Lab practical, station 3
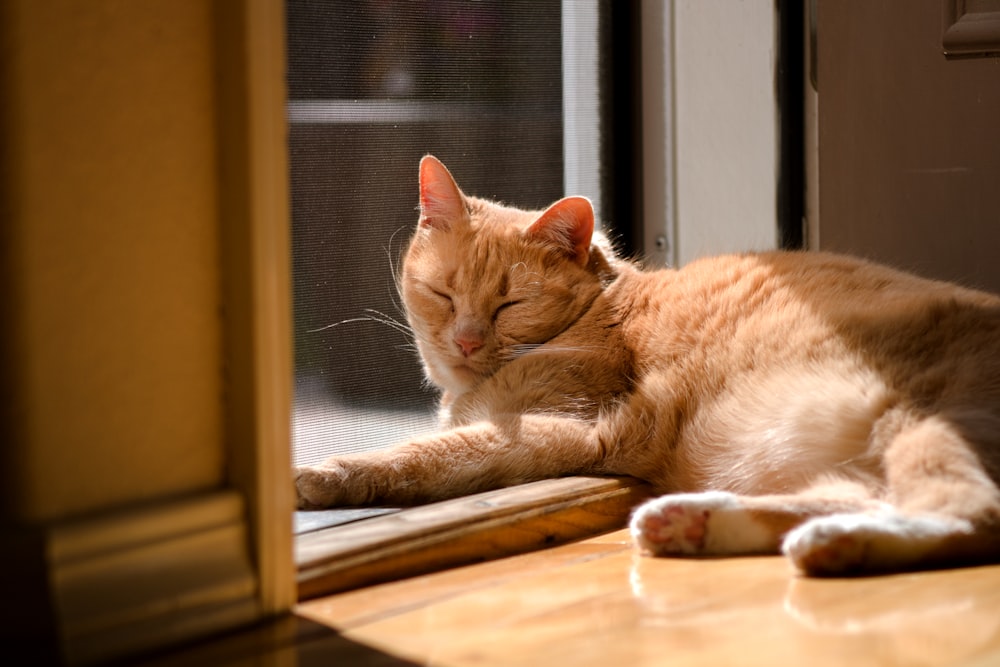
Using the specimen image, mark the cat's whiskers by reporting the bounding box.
[507,262,543,285]
[307,308,430,350]
[385,225,411,320]
[359,308,415,337]
[504,343,606,360]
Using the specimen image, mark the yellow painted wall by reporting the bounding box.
[1,1,226,523]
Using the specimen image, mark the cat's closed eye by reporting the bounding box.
[494,300,521,319]
[429,288,454,311]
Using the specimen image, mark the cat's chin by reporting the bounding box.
[450,363,485,384]
[435,363,489,395]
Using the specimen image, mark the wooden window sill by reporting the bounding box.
[295,476,652,600]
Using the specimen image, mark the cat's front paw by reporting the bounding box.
[630,491,778,556]
[294,464,349,510]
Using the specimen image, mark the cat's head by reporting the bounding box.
[401,155,618,397]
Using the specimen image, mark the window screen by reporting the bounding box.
[288,1,574,465]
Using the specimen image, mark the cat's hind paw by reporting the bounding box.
[782,512,970,576]
[630,493,712,555]
[631,491,777,557]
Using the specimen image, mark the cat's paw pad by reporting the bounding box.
[631,491,745,556]
[294,464,348,510]
[631,499,709,555]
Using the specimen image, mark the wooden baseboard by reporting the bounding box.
[43,491,261,665]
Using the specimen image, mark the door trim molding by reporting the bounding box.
[943,0,1000,57]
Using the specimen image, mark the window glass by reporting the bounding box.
[288,1,566,465]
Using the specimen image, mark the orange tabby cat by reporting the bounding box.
[295,155,1000,575]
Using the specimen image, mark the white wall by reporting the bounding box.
[562,0,603,221]
[670,0,779,265]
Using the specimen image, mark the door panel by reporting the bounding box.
[817,0,1000,293]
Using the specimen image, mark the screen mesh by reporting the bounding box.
[288,0,565,465]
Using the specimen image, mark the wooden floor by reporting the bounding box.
[146,527,1000,666]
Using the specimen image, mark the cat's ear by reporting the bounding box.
[418,155,468,230]
[525,196,595,266]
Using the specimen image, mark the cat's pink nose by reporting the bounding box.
[455,335,484,357]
